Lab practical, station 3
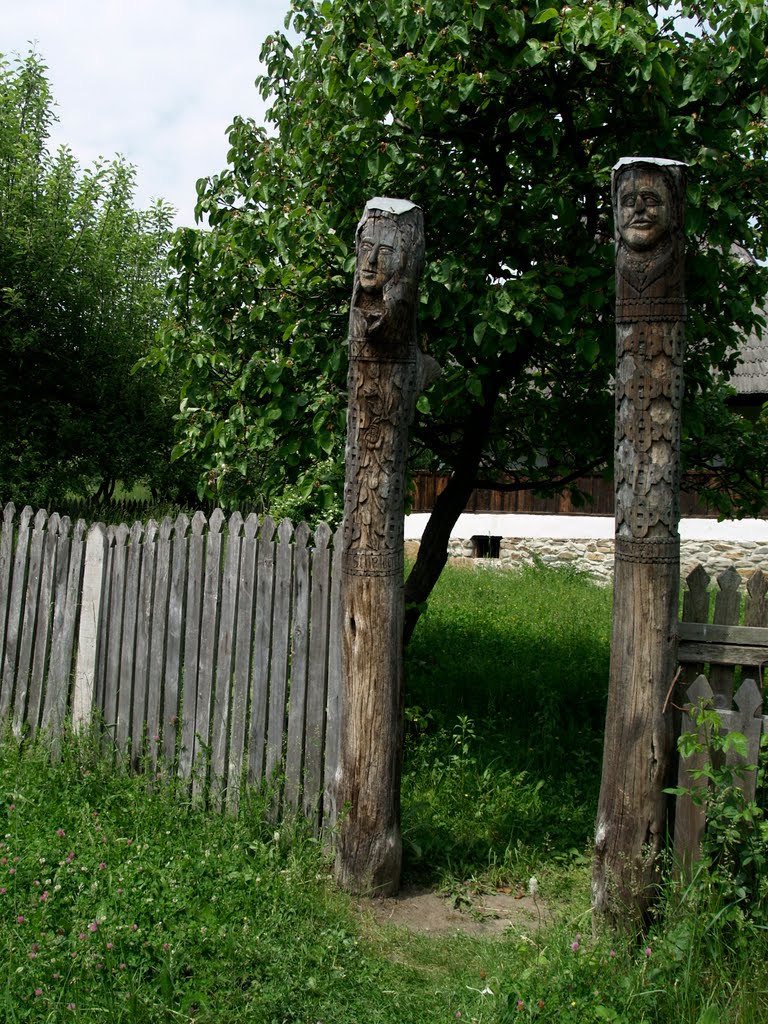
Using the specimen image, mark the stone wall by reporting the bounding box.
[414,536,768,584]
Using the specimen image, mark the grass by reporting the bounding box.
[402,560,612,886]
[2,561,768,1022]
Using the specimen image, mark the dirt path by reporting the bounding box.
[355,884,550,938]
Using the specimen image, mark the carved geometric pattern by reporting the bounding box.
[615,537,680,564]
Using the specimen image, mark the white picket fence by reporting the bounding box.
[0,504,342,830]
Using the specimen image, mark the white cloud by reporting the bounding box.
[4,0,293,226]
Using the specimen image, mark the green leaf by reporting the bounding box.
[533,8,559,24]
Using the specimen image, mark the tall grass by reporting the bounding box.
[402,561,612,884]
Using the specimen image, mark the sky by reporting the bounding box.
[4,0,294,228]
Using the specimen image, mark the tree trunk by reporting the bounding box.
[593,158,687,930]
[403,378,502,645]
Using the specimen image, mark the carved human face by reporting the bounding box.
[357,220,401,293]
[617,169,673,252]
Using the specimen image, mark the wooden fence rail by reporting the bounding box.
[0,503,342,831]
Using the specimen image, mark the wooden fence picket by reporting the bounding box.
[248,515,275,788]
[304,521,332,827]
[323,526,344,831]
[285,522,311,812]
[266,519,294,806]
[0,506,34,720]
[745,569,768,628]
[13,509,48,734]
[116,521,143,755]
[131,519,157,767]
[163,513,189,765]
[0,504,341,835]
[191,508,225,803]
[179,511,206,784]
[146,517,173,771]
[709,567,743,707]
[0,503,16,673]
[227,512,259,815]
[44,517,76,731]
[72,523,107,731]
[25,513,61,734]
[210,510,243,811]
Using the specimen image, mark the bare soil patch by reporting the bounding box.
[355,884,551,938]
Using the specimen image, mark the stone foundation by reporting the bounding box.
[420,536,768,584]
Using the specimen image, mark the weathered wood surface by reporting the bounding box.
[594,158,687,929]
[679,564,768,674]
[674,674,767,874]
[0,503,343,833]
[335,197,429,896]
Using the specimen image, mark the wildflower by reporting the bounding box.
[67,1003,76,1011]
[644,946,652,957]
[516,999,525,1011]
[119,962,126,970]
[106,942,114,950]
[537,1000,545,1009]
[0,887,6,895]
[8,804,14,811]
[571,940,580,952]
[89,921,98,933]
[98,862,107,871]
[130,923,138,932]
[528,876,538,898]
[609,949,616,958]
[16,915,26,924]
[56,828,66,838]
[78,933,86,941]
[35,988,42,996]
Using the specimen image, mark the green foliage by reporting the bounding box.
[0,53,182,508]
[153,0,768,521]
[669,703,768,919]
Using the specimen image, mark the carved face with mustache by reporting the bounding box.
[617,168,673,252]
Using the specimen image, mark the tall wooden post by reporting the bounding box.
[593,158,687,929]
[334,198,435,895]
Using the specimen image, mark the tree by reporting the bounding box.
[152,0,768,637]
[0,53,179,508]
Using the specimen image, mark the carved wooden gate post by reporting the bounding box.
[593,158,687,928]
[334,198,433,895]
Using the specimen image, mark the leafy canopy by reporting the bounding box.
[153,0,768,522]
[0,53,179,507]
